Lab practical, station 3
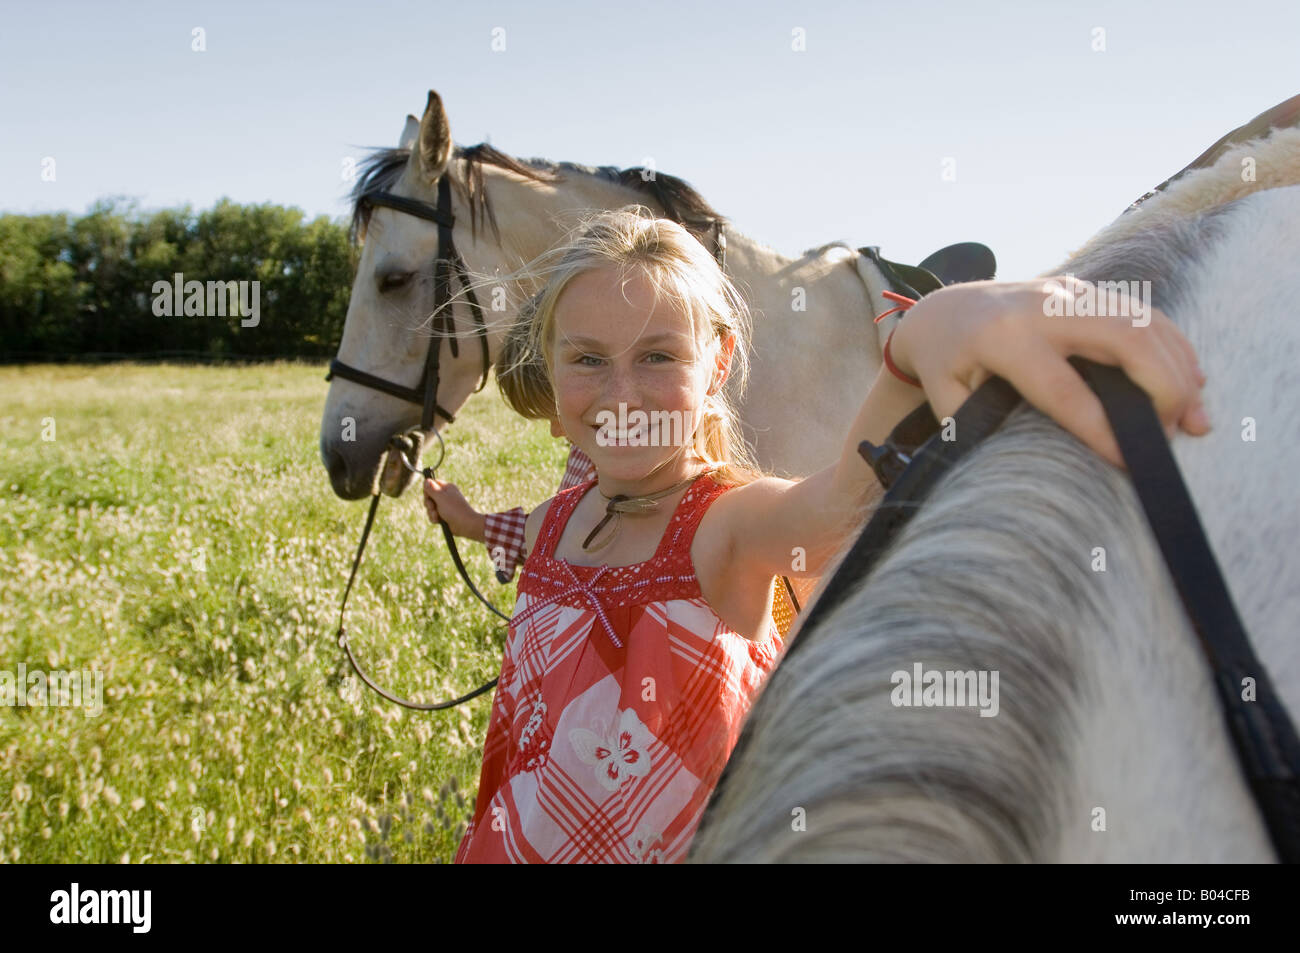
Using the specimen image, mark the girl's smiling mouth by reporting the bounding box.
[592,421,649,445]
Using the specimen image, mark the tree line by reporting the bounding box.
[0,198,357,360]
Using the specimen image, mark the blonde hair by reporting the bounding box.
[496,207,763,488]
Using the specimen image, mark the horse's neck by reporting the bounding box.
[718,231,890,476]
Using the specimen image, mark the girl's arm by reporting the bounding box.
[719,277,1209,581]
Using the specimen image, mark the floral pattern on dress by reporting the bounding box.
[569,707,654,791]
[630,823,667,864]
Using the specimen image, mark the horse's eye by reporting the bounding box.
[378,271,415,294]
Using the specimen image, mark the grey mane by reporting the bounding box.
[690,204,1252,862]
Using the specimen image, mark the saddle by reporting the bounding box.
[859,241,997,300]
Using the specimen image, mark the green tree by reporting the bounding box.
[0,198,355,361]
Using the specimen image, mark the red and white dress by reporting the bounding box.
[455,468,784,863]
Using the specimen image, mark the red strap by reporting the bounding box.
[874,290,917,324]
[876,291,922,387]
[883,328,922,388]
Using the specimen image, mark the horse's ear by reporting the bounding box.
[399,114,419,150]
[416,90,452,181]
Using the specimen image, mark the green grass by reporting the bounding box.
[0,361,565,863]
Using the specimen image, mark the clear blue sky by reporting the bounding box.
[3,0,1297,279]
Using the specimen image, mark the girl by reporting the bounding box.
[423,339,808,629]
[446,207,1207,863]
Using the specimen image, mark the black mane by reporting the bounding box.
[348,143,724,248]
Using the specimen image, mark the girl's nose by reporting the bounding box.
[602,363,642,407]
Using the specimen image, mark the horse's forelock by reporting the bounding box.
[348,147,411,245]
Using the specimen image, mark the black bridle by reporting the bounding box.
[327,177,505,710]
[327,178,491,432]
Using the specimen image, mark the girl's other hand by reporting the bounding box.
[424,478,487,542]
[889,277,1210,468]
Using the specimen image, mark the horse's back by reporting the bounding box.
[691,184,1300,863]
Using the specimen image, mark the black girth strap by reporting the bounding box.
[705,358,1300,863]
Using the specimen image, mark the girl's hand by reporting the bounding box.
[423,478,487,542]
[889,277,1210,467]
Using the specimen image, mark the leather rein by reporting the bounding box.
[327,177,506,710]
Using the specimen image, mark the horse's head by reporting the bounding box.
[322,90,736,499]
[320,91,557,500]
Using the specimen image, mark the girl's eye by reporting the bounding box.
[574,353,671,367]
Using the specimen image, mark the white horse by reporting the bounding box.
[320,90,929,501]
[689,134,1300,862]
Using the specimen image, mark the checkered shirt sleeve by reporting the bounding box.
[559,445,597,491]
[482,444,598,583]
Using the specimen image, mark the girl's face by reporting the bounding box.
[550,265,730,487]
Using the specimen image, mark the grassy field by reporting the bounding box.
[0,361,566,863]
